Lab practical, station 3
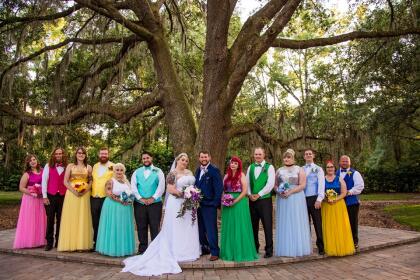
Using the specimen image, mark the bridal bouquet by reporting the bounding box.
[28,183,42,197]
[326,189,338,202]
[74,182,87,193]
[177,185,202,225]
[120,189,136,203]
[277,182,290,194]
[221,193,235,207]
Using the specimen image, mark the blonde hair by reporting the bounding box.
[113,163,130,185]
[283,148,296,160]
[176,153,189,163]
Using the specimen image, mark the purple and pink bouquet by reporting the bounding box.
[28,183,42,197]
[221,193,235,207]
[177,185,202,225]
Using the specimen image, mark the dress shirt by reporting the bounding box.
[130,164,165,200]
[41,163,65,198]
[246,160,275,197]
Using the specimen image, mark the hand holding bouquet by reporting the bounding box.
[277,182,290,196]
[326,189,338,203]
[73,182,87,194]
[120,189,136,204]
[221,193,235,207]
[177,185,202,225]
[28,183,42,198]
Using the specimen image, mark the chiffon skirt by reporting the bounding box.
[275,190,312,257]
[220,193,259,262]
[321,199,355,256]
[95,197,136,257]
[13,194,47,249]
[57,188,93,251]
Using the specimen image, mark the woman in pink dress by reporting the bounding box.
[13,154,47,249]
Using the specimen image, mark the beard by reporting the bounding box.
[99,157,109,164]
[143,162,152,167]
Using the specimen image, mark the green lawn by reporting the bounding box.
[360,193,418,201]
[384,204,420,231]
[0,191,22,205]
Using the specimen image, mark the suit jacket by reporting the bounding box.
[195,164,223,208]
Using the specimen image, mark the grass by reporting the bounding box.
[384,204,420,231]
[360,193,418,201]
[0,191,22,205]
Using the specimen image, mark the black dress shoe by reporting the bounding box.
[44,244,53,251]
[263,252,273,258]
[318,250,325,256]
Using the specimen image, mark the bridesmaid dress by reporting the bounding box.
[220,180,259,262]
[57,165,93,251]
[95,178,136,257]
[321,176,355,256]
[13,170,47,249]
[275,165,312,257]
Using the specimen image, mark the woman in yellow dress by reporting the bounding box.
[57,147,93,251]
[321,160,355,256]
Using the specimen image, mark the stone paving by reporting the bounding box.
[0,226,419,269]
[0,241,419,279]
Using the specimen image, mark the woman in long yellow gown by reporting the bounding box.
[57,147,93,251]
[321,161,355,256]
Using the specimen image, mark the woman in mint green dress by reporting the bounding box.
[220,156,259,262]
[96,163,136,257]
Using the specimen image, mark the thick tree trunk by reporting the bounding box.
[148,35,197,156]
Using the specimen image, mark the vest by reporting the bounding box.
[249,162,271,200]
[47,165,66,196]
[304,165,319,197]
[338,168,359,206]
[135,167,161,204]
[91,162,114,198]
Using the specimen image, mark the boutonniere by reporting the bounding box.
[347,171,353,175]
[311,167,318,174]
[108,165,113,171]
[151,167,158,173]
[203,168,208,174]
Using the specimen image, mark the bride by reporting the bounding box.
[122,153,201,276]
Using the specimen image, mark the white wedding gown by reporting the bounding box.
[122,175,200,276]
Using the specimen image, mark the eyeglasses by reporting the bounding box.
[77,152,85,155]
[326,166,334,168]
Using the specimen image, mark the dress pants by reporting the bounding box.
[346,203,360,245]
[90,197,105,246]
[45,193,64,247]
[198,205,219,256]
[306,195,324,252]
[134,201,163,253]
[249,197,273,254]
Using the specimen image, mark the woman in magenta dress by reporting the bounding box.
[13,154,47,249]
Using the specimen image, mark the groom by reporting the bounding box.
[195,151,223,261]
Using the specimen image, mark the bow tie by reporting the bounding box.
[341,169,348,172]
[305,164,312,168]
[144,166,152,170]
[255,163,262,167]
[56,163,63,167]
[200,166,207,170]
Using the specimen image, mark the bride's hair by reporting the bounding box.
[175,153,188,164]
[113,163,130,185]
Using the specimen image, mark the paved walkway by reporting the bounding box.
[0,226,419,269]
[1,242,419,279]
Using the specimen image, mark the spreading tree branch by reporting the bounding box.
[272,28,420,49]
[0,91,163,125]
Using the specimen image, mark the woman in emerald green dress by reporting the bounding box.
[220,156,259,262]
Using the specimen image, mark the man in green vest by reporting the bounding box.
[246,147,275,258]
[130,151,165,254]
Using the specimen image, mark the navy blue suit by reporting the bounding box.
[195,164,223,256]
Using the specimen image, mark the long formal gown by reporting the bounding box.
[275,166,312,257]
[96,178,136,257]
[122,174,200,276]
[57,165,93,251]
[322,176,355,256]
[13,170,47,249]
[220,180,259,262]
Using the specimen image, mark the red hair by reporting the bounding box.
[326,160,334,165]
[224,156,243,187]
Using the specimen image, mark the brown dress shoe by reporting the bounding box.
[209,255,219,261]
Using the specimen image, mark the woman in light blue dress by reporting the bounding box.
[96,163,136,257]
[275,149,312,257]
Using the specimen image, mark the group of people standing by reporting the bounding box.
[13,146,364,277]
